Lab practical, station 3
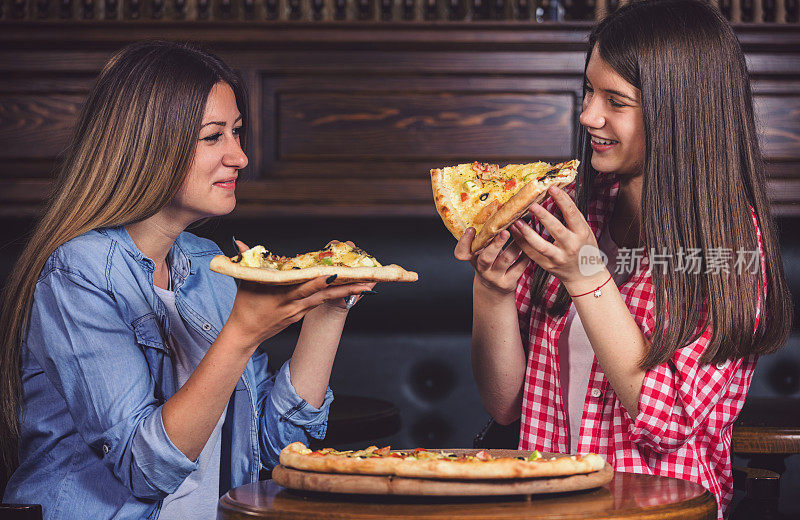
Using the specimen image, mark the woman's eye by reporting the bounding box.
[233,126,244,137]
[201,132,222,142]
[609,98,626,108]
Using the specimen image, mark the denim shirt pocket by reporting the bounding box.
[132,313,167,351]
[132,313,172,401]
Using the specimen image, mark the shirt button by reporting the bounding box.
[202,323,212,331]
[590,388,602,398]
[102,444,110,454]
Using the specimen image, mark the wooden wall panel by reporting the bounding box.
[266,84,576,181]
[0,24,797,216]
[0,94,84,163]
[754,94,800,161]
[277,91,574,162]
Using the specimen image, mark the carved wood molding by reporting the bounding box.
[1,24,799,217]
[1,0,798,23]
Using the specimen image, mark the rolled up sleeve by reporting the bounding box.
[628,220,766,454]
[257,357,333,469]
[626,330,743,454]
[127,406,198,496]
[26,268,196,500]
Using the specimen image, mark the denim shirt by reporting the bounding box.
[3,226,333,520]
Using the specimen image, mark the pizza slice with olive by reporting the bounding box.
[210,240,418,285]
[431,160,578,253]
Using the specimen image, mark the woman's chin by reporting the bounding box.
[194,200,236,220]
[214,202,236,217]
[212,195,237,216]
[591,155,615,174]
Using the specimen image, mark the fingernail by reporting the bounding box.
[360,290,377,295]
[326,274,337,284]
[232,236,238,252]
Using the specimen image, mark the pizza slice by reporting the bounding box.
[210,240,418,285]
[431,159,578,253]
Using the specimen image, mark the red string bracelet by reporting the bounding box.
[570,273,614,299]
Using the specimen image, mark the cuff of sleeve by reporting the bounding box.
[627,372,672,452]
[270,359,334,440]
[131,405,199,494]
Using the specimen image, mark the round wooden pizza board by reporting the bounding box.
[272,449,614,497]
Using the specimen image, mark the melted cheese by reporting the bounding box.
[235,241,383,270]
[440,161,577,232]
[239,246,267,268]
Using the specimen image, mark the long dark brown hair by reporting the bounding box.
[0,40,247,475]
[529,0,792,368]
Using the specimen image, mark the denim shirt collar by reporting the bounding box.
[98,225,193,288]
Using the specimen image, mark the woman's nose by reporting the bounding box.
[579,97,605,130]
[224,139,248,170]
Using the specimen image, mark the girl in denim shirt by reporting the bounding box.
[0,41,373,519]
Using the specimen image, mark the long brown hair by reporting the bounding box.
[529,0,792,368]
[0,40,247,474]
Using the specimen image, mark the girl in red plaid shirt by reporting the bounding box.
[455,1,792,517]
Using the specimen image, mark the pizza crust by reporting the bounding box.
[471,173,576,253]
[210,255,418,285]
[279,442,606,480]
[431,167,468,239]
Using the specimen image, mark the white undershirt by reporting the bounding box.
[557,227,629,453]
[154,283,227,520]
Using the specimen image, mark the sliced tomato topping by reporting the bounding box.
[319,251,334,258]
[389,452,405,458]
[310,451,326,457]
[460,192,468,202]
[413,447,428,453]
[374,446,391,456]
[504,179,517,191]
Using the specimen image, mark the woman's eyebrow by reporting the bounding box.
[201,114,243,128]
[605,88,638,103]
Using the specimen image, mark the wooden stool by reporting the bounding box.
[732,397,800,476]
[730,397,800,519]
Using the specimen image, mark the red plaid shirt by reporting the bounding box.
[515,174,763,519]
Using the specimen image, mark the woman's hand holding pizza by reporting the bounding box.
[318,240,377,311]
[454,228,529,296]
[508,185,608,293]
[226,240,372,351]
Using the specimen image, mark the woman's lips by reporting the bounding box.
[590,136,618,153]
[213,179,236,190]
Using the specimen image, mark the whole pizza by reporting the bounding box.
[431,159,578,253]
[279,442,606,480]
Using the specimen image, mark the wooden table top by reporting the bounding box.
[218,471,717,519]
[731,397,800,455]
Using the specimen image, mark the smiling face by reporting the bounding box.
[579,47,646,178]
[168,81,247,223]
